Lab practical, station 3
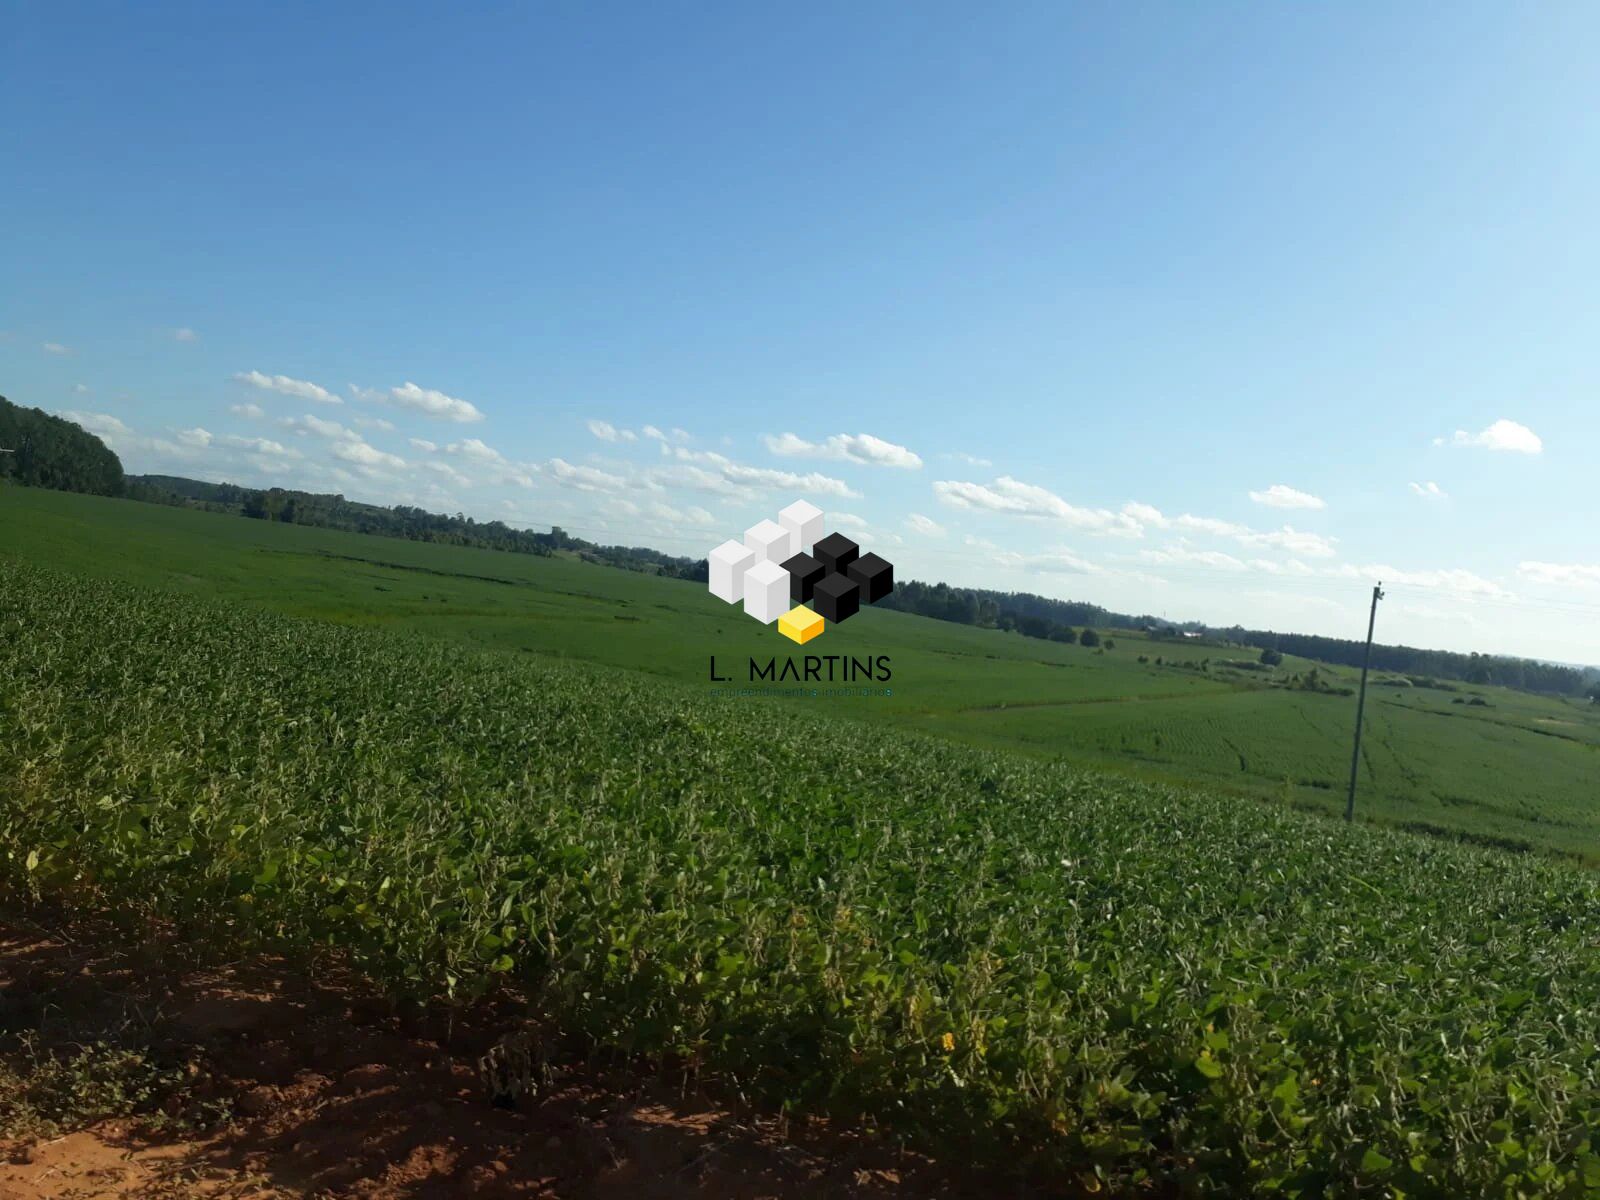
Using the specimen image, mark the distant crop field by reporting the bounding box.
[3,486,1599,859]
[5,559,1600,1195]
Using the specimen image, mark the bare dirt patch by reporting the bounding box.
[0,917,1033,1200]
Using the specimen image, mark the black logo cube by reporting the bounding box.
[813,532,858,577]
[781,552,826,603]
[846,552,893,604]
[811,571,860,623]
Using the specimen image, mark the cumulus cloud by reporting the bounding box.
[383,381,484,423]
[72,383,91,395]
[1518,561,1600,589]
[217,434,297,457]
[1435,419,1542,454]
[905,513,946,537]
[353,415,395,432]
[408,438,438,453]
[764,432,923,469]
[943,451,992,467]
[1138,546,1251,571]
[640,425,691,444]
[1330,563,1511,599]
[1409,480,1447,499]
[235,370,341,405]
[171,327,199,343]
[445,437,508,464]
[658,445,860,499]
[176,427,213,448]
[330,440,406,470]
[42,342,70,355]
[995,549,1101,575]
[57,411,129,437]
[1249,484,1326,510]
[279,413,357,440]
[1240,526,1338,559]
[587,420,638,443]
[229,402,265,420]
[544,458,628,493]
[932,476,1142,536]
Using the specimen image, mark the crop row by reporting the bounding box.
[2,561,1599,1196]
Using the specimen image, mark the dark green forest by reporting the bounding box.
[0,397,124,495]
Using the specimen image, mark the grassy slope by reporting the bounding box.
[4,485,1598,857]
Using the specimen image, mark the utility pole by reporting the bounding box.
[1345,582,1385,822]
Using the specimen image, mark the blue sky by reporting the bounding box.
[4,2,1598,662]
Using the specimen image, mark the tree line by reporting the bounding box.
[1218,626,1588,697]
[0,397,124,495]
[129,474,707,579]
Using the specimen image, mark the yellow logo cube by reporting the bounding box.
[777,605,825,644]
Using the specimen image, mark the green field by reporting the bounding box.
[5,486,1598,859]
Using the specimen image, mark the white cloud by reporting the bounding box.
[1518,561,1600,589]
[217,434,296,457]
[176,427,214,448]
[765,431,923,470]
[330,440,406,470]
[72,383,91,395]
[943,451,993,468]
[42,342,70,355]
[1249,484,1326,511]
[445,437,507,464]
[408,438,438,453]
[57,411,129,437]
[1121,501,1167,527]
[932,476,1142,536]
[1435,419,1542,455]
[171,327,199,343]
[1241,526,1338,559]
[641,500,717,526]
[353,415,395,432]
[280,413,357,440]
[384,381,484,423]
[419,460,473,487]
[638,425,692,444]
[905,513,946,537]
[587,419,638,443]
[1139,546,1251,571]
[544,457,627,493]
[235,370,341,406]
[1409,480,1447,499]
[229,402,265,420]
[831,512,871,531]
[658,445,860,499]
[1130,505,1337,558]
[995,549,1101,575]
[1329,563,1510,599]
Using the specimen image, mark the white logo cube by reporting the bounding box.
[779,499,823,555]
[708,538,756,603]
[744,518,793,564]
[742,558,790,624]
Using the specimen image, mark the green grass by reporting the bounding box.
[6,558,1600,1196]
[3,485,1599,858]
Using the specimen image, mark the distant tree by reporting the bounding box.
[1260,648,1284,667]
[1102,638,1115,650]
[1587,683,1600,705]
[1079,628,1101,648]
